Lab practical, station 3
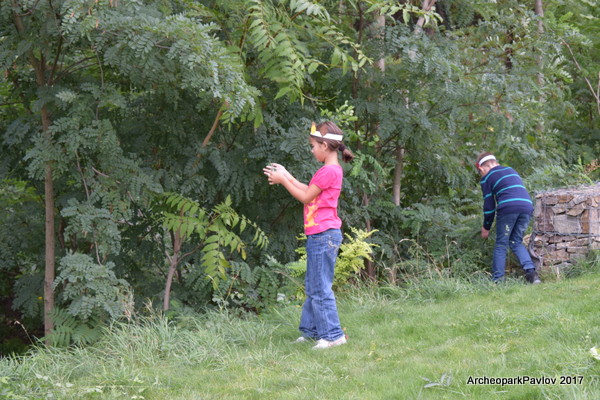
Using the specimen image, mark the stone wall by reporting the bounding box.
[532,183,600,269]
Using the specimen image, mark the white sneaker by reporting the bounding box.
[312,335,347,349]
[293,336,313,343]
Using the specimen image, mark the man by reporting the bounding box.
[476,152,541,284]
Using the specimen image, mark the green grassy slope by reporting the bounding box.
[2,273,600,399]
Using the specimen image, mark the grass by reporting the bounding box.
[2,271,600,399]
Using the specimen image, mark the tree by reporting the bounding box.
[1,0,258,339]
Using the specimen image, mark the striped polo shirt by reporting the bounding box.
[480,165,533,230]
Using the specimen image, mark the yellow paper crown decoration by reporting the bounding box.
[309,122,343,141]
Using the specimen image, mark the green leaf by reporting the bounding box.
[275,86,292,100]
[307,62,319,74]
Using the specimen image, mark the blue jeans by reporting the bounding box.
[299,229,345,341]
[492,213,535,281]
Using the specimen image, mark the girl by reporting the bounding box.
[264,121,354,349]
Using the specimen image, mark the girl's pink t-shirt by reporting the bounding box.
[304,164,343,235]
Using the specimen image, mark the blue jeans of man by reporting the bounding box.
[299,229,345,341]
[492,213,535,281]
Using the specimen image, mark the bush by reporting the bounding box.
[279,227,379,292]
[212,258,296,313]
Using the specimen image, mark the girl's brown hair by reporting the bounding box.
[313,121,355,163]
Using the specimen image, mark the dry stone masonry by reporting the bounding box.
[532,183,600,270]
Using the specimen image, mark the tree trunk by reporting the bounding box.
[359,7,386,281]
[373,11,385,73]
[34,62,56,341]
[16,0,57,339]
[351,4,376,281]
[392,146,405,206]
[534,0,545,134]
[362,194,376,280]
[351,2,364,102]
[397,0,439,206]
[42,115,55,339]
[163,228,182,311]
[415,0,437,34]
[534,0,544,86]
[534,0,544,33]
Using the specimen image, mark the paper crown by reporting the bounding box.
[309,122,343,141]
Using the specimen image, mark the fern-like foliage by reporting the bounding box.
[53,253,132,321]
[43,307,105,347]
[336,227,379,288]
[365,0,443,25]
[283,228,378,290]
[241,0,372,102]
[12,274,43,320]
[158,192,269,288]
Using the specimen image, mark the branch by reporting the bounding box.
[563,40,600,116]
[75,151,91,200]
[93,46,105,119]
[48,36,64,85]
[12,0,41,17]
[75,151,104,264]
[180,243,203,261]
[91,166,110,178]
[202,102,228,147]
[90,166,139,210]
[0,101,25,107]
[238,16,249,56]
[53,57,97,82]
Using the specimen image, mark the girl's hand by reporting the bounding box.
[268,170,285,185]
[269,163,292,180]
[263,163,285,185]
